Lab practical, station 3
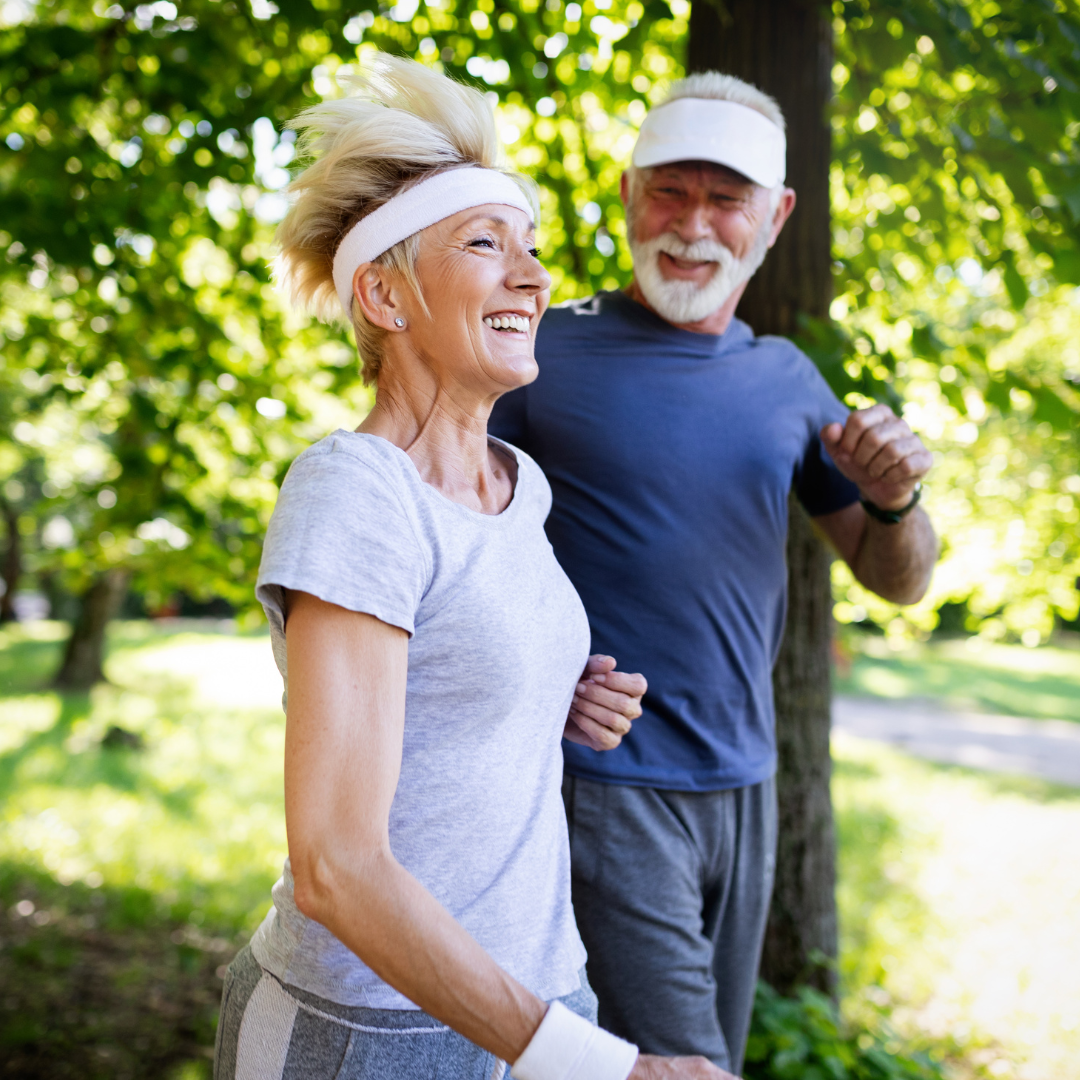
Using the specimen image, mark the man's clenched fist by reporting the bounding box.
[821,404,932,511]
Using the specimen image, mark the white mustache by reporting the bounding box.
[651,235,733,264]
[629,220,772,324]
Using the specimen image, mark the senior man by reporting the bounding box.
[490,72,937,1075]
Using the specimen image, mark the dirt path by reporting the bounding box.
[832,696,1080,787]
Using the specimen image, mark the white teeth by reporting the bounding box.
[484,315,530,332]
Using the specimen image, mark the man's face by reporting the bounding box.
[623,160,789,325]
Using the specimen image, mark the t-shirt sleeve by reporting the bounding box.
[793,360,860,517]
[488,386,530,453]
[256,448,429,638]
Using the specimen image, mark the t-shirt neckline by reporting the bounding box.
[601,289,754,357]
[333,429,525,524]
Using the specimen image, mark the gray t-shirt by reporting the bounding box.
[250,430,591,1009]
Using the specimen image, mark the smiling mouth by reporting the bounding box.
[483,314,531,333]
[659,253,717,272]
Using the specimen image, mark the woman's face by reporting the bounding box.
[396,203,551,396]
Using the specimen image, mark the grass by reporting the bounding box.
[833,735,1080,1080]
[834,632,1080,722]
[1,621,1078,1078]
[0,619,286,1079]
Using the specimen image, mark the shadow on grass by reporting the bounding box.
[0,633,66,697]
[0,628,230,817]
[0,861,240,1080]
[0,687,210,821]
[0,692,93,796]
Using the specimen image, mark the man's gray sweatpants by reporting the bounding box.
[563,774,777,1075]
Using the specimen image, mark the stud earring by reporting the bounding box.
[394,317,405,327]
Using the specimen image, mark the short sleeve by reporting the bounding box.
[792,359,860,517]
[488,386,530,453]
[256,446,430,638]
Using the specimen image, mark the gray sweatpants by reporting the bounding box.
[563,775,777,1075]
[215,945,598,1080]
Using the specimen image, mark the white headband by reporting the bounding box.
[632,98,786,188]
[332,167,535,317]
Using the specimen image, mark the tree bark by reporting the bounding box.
[53,570,130,689]
[761,496,838,996]
[0,499,19,624]
[687,0,838,996]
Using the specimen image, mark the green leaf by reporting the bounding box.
[1001,250,1029,310]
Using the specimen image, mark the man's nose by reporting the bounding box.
[670,200,714,244]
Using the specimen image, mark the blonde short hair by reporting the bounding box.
[275,54,536,384]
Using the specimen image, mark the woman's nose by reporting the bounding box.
[506,246,551,293]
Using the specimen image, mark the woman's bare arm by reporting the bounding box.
[283,590,545,1063]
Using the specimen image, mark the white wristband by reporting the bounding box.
[511,1001,639,1080]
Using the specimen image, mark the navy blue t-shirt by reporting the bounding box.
[489,291,858,792]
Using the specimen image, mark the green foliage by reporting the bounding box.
[0,0,1077,636]
[0,0,684,613]
[745,982,947,1080]
[829,0,1080,640]
[0,620,280,1073]
[0,0,373,610]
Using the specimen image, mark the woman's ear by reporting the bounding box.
[353,264,407,331]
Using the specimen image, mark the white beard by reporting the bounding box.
[628,220,773,325]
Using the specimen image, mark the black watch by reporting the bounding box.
[859,483,922,524]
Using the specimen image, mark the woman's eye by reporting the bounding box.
[530,247,542,259]
[468,237,496,249]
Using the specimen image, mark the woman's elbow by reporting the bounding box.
[290,841,391,925]
[291,851,337,923]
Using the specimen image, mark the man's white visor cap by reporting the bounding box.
[631,97,786,189]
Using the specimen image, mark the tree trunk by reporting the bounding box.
[53,570,130,690]
[687,0,838,996]
[760,496,838,996]
[0,499,19,624]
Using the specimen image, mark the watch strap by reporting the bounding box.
[859,483,921,524]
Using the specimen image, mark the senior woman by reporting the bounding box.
[214,56,729,1080]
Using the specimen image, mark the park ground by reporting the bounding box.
[0,621,1078,1079]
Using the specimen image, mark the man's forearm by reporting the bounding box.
[849,505,937,605]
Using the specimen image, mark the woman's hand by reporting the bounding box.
[630,1054,738,1079]
[563,654,646,752]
